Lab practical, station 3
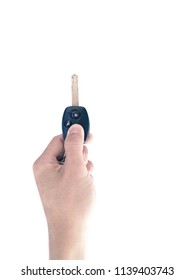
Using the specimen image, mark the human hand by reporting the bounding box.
[33,124,95,260]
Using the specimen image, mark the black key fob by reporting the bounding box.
[62,106,90,142]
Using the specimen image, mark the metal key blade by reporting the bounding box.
[72,74,79,106]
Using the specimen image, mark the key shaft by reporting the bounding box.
[72,74,79,106]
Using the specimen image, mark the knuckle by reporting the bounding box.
[66,133,83,145]
[32,158,43,175]
[32,159,39,173]
[52,135,59,142]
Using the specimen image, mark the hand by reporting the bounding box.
[33,124,95,260]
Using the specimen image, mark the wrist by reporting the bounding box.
[48,225,87,260]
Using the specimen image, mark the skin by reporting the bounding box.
[33,124,95,260]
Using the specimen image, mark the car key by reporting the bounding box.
[62,74,90,142]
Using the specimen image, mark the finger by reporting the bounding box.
[83,145,88,164]
[39,135,64,164]
[86,160,94,173]
[64,124,84,164]
[85,133,93,144]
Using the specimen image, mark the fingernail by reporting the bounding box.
[67,124,81,135]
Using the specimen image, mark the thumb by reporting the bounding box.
[64,124,84,164]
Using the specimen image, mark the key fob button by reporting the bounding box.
[71,110,80,119]
[64,120,72,127]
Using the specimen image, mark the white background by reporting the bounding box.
[0,0,195,279]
